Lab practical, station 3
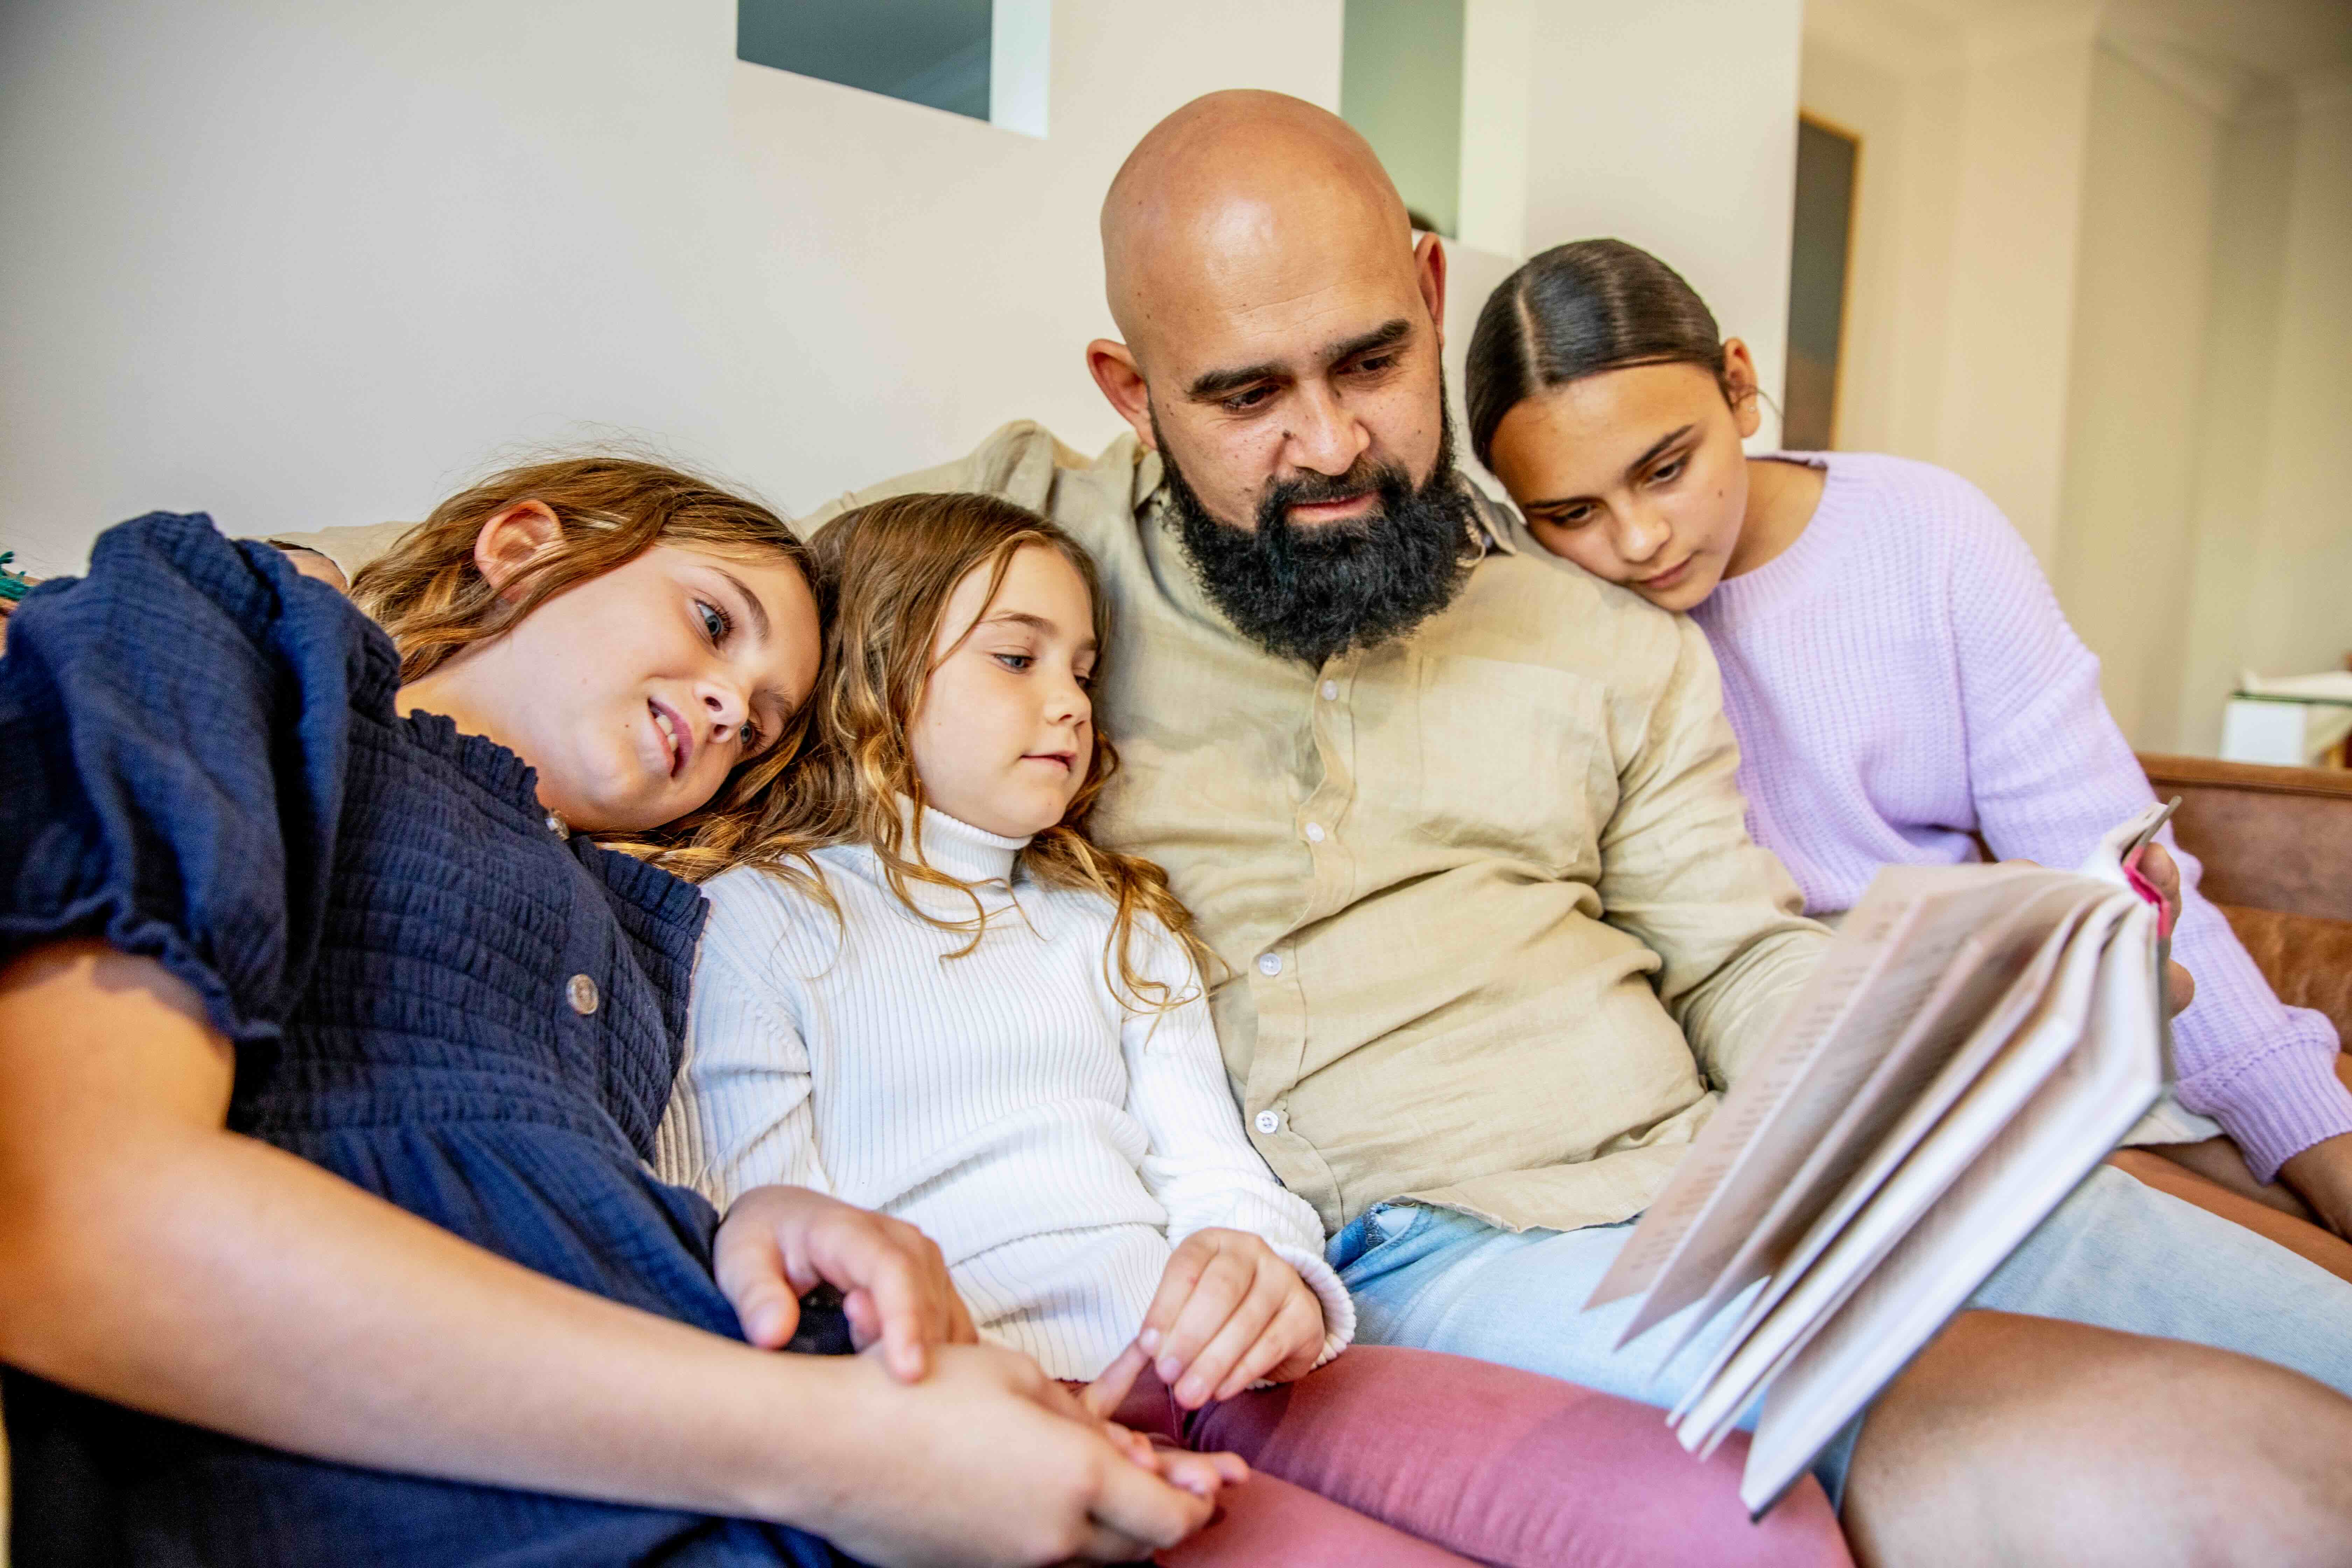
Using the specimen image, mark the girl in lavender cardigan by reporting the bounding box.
[1462,238,2352,1250]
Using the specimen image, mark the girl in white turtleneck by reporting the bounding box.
[655,490,1850,1568]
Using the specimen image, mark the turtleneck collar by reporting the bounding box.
[896,796,1031,888]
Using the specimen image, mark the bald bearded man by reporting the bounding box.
[281,90,2352,1566]
[778,92,2352,1566]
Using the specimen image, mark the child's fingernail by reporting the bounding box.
[1157,1356,1181,1383]
[1176,1376,1204,1405]
[1138,1329,1161,1353]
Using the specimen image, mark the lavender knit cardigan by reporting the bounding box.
[1688,451,2352,1182]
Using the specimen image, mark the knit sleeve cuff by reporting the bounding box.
[1269,1240,1356,1371]
[2185,1042,2352,1184]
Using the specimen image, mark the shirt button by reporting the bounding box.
[1257,952,1283,977]
[1320,680,1339,701]
[567,973,600,1015]
[1255,1110,1283,1134]
[1304,822,1326,843]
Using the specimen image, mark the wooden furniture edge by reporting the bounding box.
[2139,751,2352,803]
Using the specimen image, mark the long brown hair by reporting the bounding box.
[1464,238,1738,473]
[717,491,1214,1010]
[353,455,818,869]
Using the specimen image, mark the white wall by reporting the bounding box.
[0,0,1809,578]
[1930,12,2100,567]
[0,0,1344,574]
[1800,1,2104,563]
[2168,70,2352,753]
[2053,45,2224,749]
[1801,0,2352,755]
[1460,0,1803,450]
[2231,74,2352,698]
[1796,13,1965,462]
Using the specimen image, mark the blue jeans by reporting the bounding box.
[1329,1165,2352,1501]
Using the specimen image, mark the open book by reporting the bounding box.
[1587,802,2179,1516]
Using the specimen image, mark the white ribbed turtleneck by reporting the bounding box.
[656,804,1353,1380]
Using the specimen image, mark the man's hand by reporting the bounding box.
[807,1344,1223,1566]
[1127,1228,1324,1409]
[713,1185,975,1381]
[2279,1134,2352,1242]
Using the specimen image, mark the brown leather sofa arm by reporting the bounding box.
[2140,752,2352,923]
[2215,904,2352,1050]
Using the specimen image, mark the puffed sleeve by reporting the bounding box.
[0,512,387,1054]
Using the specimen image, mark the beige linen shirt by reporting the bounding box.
[801,423,1827,1235]
[265,520,418,586]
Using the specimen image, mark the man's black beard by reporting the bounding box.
[1156,401,1478,667]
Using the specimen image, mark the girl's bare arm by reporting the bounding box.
[0,939,1210,1565]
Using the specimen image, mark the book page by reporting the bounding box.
[1647,880,2095,1365]
[1660,895,2095,1421]
[1590,864,2058,1340]
[1669,895,2131,1451]
[1586,877,1931,1317]
[1736,903,2161,1516]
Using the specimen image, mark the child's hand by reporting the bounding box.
[1135,1228,1326,1408]
[811,1342,1226,1562]
[713,1185,976,1381]
[2132,842,2198,1016]
[1082,1341,1252,1497]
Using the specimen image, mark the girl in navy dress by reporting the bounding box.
[0,460,1220,1567]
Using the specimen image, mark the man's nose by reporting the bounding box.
[1281,383,1371,477]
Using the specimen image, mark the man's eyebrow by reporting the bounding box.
[1187,359,1286,402]
[1184,317,1415,403]
[714,568,770,642]
[1521,424,1701,513]
[1323,318,1413,369]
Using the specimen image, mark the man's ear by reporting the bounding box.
[1721,338,1765,441]
[1415,232,1449,345]
[472,500,562,601]
[1086,339,1157,450]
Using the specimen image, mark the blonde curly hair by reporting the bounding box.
[705,490,1214,1010]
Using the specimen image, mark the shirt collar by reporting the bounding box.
[1462,480,1522,557]
[896,796,1030,887]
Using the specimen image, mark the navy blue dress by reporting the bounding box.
[0,515,856,1567]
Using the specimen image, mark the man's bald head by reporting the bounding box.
[1086,92,1472,667]
[1100,90,1416,366]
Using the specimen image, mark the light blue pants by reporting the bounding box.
[1329,1166,2352,1501]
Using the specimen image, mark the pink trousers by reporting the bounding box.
[1101,1345,1851,1567]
